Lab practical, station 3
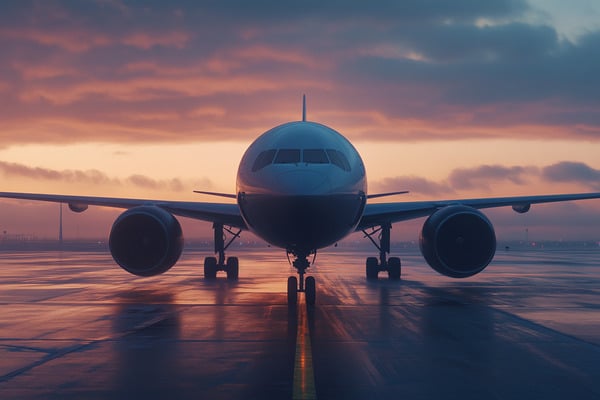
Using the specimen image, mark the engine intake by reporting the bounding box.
[109,206,184,277]
[419,205,496,278]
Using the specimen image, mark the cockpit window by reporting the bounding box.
[326,149,351,171]
[251,148,351,172]
[303,149,329,164]
[252,149,277,172]
[274,149,301,164]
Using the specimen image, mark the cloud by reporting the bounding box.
[0,161,116,185]
[542,162,600,189]
[184,0,528,24]
[122,31,190,50]
[448,165,537,190]
[373,176,452,196]
[0,27,111,52]
[126,175,185,192]
[373,161,600,196]
[16,74,285,104]
[0,161,209,192]
[342,29,600,117]
[0,1,598,145]
[372,164,537,196]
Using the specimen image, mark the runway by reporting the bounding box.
[0,244,599,399]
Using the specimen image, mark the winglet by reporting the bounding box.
[302,94,306,122]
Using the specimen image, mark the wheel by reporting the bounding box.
[366,257,379,280]
[204,256,217,279]
[226,257,239,280]
[387,257,401,280]
[305,276,316,306]
[287,276,298,305]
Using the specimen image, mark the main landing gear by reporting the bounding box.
[287,251,316,306]
[204,223,242,281]
[362,223,401,280]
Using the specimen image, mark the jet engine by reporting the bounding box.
[109,206,184,277]
[419,205,496,278]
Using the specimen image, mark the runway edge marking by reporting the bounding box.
[292,298,317,400]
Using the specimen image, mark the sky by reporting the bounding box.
[0,0,599,242]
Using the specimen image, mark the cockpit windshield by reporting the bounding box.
[303,149,329,164]
[251,149,276,172]
[326,149,351,171]
[274,149,301,164]
[252,148,351,172]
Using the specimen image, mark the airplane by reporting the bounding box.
[1,97,600,306]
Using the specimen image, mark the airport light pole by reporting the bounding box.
[59,203,63,245]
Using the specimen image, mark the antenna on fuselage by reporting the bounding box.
[302,94,306,122]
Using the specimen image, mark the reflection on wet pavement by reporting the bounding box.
[0,246,598,399]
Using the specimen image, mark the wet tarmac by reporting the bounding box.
[0,245,599,399]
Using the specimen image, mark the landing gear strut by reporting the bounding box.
[287,251,316,306]
[204,222,242,280]
[362,223,401,280]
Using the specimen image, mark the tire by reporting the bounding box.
[226,257,239,280]
[366,257,379,280]
[204,256,217,279]
[387,257,401,280]
[305,276,316,306]
[287,276,298,305]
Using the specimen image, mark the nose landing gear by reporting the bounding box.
[287,251,316,306]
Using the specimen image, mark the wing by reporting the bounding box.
[358,192,600,230]
[0,191,246,229]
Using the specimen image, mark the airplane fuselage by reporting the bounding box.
[236,121,367,257]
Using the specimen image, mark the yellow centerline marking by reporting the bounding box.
[292,298,317,399]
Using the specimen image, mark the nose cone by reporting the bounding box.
[273,169,332,195]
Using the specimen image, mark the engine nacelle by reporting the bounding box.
[419,205,496,278]
[109,206,184,277]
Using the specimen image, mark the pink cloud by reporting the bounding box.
[228,45,329,70]
[0,161,212,193]
[122,31,191,49]
[371,162,600,197]
[0,28,111,52]
[0,2,598,148]
[17,73,300,105]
